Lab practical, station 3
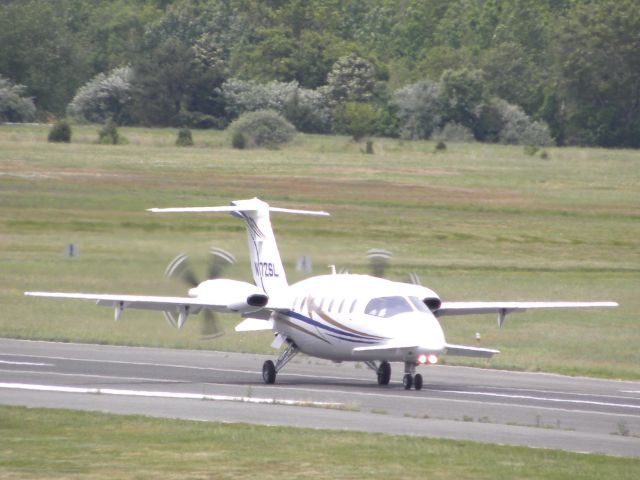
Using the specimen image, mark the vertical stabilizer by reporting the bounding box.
[149,198,329,296]
[230,198,288,294]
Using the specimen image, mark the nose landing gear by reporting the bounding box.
[403,362,423,391]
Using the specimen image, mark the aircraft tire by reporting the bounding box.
[414,373,423,391]
[262,360,276,384]
[377,361,391,385]
[402,373,413,390]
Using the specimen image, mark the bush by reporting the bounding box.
[48,120,72,143]
[0,75,36,123]
[176,128,193,147]
[333,102,381,141]
[432,122,475,143]
[227,110,296,149]
[97,119,126,144]
[67,66,133,124]
[231,130,247,149]
[222,79,330,133]
[493,99,554,146]
[391,80,443,140]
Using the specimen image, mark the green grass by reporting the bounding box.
[1,124,639,378]
[1,406,638,479]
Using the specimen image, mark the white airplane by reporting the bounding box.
[26,198,618,390]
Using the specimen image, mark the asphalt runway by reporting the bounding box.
[1,338,639,458]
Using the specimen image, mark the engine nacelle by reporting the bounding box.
[423,296,442,311]
[189,279,268,313]
[400,283,442,312]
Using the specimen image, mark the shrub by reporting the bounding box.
[391,80,443,140]
[0,75,36,123]
[435,140,447,151]
[97,119,126,144]
[365,140,374,154]
[176,128,193,147]
[282,88,331,133]
[432,122,475,143]
[48,120,72,143]
[231,130,247,149]
[227,110,296,149]
[67,66,133,124]
[493,99,554,146]
[333,102,381,141]
[222,79,330,133]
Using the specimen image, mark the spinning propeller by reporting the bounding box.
[366,248,421,285]
[164,247,236,339]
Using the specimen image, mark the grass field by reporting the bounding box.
[1,405,639,479]
[1,124,639,379]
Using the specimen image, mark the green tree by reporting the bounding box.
[551,0,640,147]
[0,75,36,122]
[81,0,162,72]
[67,66,134,124]
[0,0,92,114]
[129,36,226,127]
[333,101,381,141]
[439,68,486,132]
[326,53,376,105]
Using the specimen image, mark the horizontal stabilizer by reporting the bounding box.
[148,203,329,217]
[444,343,500,358]
[235,318,274,332]
[352,343,421,356]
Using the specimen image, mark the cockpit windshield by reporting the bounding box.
[364,296,414,318]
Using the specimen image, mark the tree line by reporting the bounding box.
[1,0,639,147]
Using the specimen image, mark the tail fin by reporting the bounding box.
[149,198,329,295]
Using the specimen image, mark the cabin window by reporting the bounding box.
[327,299,335,312]
[338,298,346,313]
[349,299,357,313]
[364,296,413,318]
[300,297,307,310]
[318,298,325,310]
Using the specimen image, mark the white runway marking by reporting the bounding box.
[4,353,367,382]
[0,382,344,409]
[439,389,640,411]
[0,360,53,367]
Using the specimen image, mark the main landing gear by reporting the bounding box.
[262,341,299,384]
[364,360,391,385]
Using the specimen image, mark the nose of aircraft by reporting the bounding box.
[419,315,446,352]
[396,312,446,353]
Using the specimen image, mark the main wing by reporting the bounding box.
[436,301,618,327]
[24,291,270,328]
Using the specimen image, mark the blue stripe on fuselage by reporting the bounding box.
[285,310,378,341]
[326,333,378,344]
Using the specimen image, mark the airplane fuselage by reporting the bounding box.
[273,274,446,362]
